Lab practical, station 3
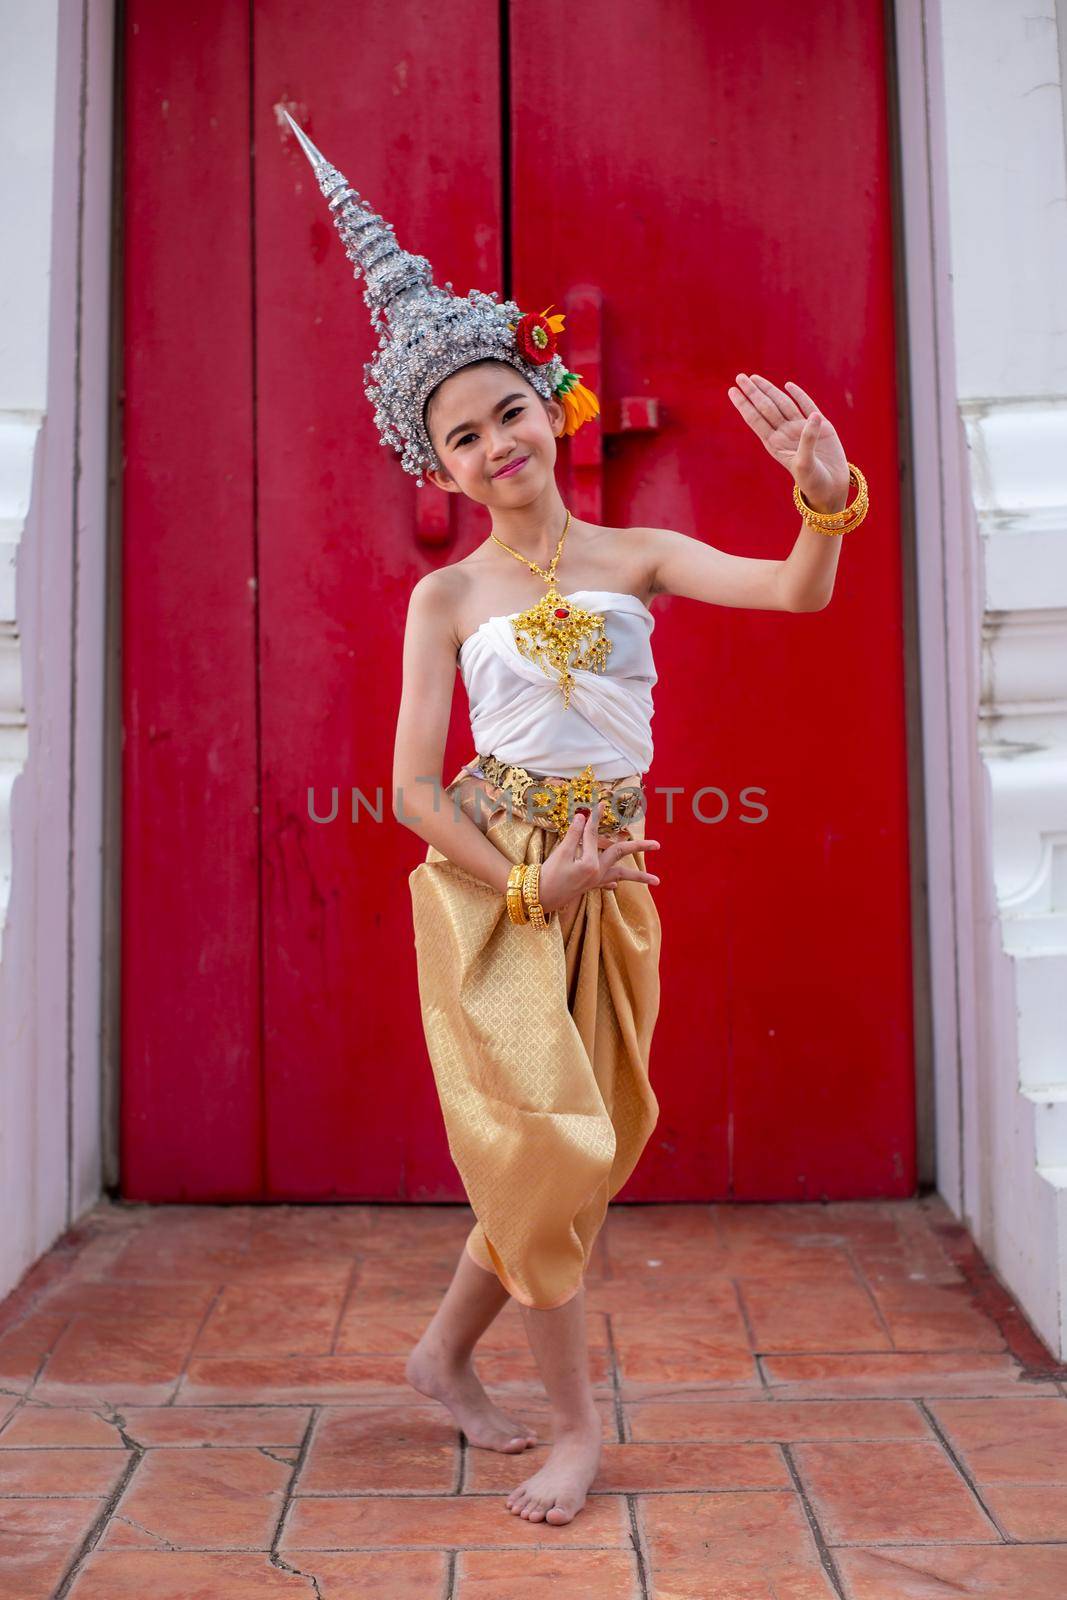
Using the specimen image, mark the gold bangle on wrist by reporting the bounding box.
[793,462,869,535]
[521,860,551,930]
[506,862,529,925]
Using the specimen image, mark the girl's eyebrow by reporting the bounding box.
[444,393,526,447]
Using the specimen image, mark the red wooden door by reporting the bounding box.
[121,0,915,1201]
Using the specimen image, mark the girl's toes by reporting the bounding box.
[545,1498,579,1526]
[502,1435,527,1453]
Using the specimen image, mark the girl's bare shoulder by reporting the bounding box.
[406,562,479,654]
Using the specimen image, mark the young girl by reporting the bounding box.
[284,111,866,1527]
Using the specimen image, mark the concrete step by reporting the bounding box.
[1023,1085,1067,1166]
[1012,950,1067,1088]
[1002,913,1067,957]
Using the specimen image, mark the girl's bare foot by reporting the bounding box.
[405,1339,538,1453]
[505,1417,602,1524]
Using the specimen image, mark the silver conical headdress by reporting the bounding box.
[282,110,597,487]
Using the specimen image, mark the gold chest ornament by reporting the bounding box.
[511,589,612,709]
[491,509,613,709]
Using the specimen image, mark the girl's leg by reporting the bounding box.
[504,1283,602,1525]
[405,1244,539,1452]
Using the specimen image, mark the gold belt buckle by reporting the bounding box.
[527,764,627,834]
[478,753,640,833]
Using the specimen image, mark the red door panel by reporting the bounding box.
[121,2,262,1199]
[509,0,915,1198]
[251,4,505,1200]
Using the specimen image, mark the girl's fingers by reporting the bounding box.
[783,379,819,416]
[568,804,663,886]
[796,412,815,465]
[728,385,772,443]
[565,805,588,858]
[749,372,802,420]
[735,372,782,428]
[579,801,602,863]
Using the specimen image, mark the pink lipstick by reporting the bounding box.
[493,457,528,479]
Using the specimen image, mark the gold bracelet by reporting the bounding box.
[793,462,869,535]
[506,862,529,925]
[521,860,550,930]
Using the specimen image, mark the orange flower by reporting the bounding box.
[555,372,600,437]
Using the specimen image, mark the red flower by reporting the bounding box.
[512,306,561,366]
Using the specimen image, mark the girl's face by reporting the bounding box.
[425,362,564,502]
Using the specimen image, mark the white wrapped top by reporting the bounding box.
[457,590,657,779]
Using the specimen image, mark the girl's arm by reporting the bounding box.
[392,573,514,894]
[642,373,852,613]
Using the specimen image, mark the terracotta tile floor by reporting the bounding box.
[1,1194,1065,1599]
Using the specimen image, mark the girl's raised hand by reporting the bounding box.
[727,372,850,513]
[536,800,661,915]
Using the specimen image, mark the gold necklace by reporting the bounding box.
[489,510,613,709]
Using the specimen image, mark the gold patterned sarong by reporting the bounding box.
[408,763,661,1309]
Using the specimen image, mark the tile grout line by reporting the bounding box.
[267,1402,322,1595]
[731,1278,769,1391]
[25,1535,1067,1555]
[626,1492,651,1599]
[444,1548,458,1599]
[167,1284,227,1407]
[614,1312,655,1600]
[156,1486,812,1501]
[51,1444,143,1598]
[781,1443,848,1599]
[604,1312,628,1443]
[39,1533,677,1553]
[916,1398,1011,1542]
[844,1241,897,1350]
[19,1313,78,1400]
[327,1256,363,1356]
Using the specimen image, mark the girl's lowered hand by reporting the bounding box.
[535,800,662,914]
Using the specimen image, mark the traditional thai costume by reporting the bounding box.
[410,590,661,1308]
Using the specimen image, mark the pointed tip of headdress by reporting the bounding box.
[281,107,329,172]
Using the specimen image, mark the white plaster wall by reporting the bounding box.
[0,0,114,1300]
[897,0,1067,1354]
[892,0,985,1230]
[944,13,1067,396]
